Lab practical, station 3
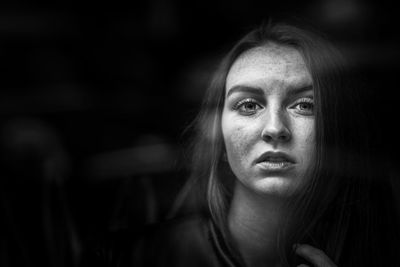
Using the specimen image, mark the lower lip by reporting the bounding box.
[256,161,294,172]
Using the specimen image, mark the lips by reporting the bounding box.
[255,151,295,164]
[255,151,295,172]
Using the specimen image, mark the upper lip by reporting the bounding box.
[255,151,296,164]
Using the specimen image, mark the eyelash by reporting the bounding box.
[232,97,314,116]
[232,98,263,115]
[292,98,314,115]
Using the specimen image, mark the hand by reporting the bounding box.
[294,244,337,267]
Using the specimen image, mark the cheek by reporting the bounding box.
[224,126,248,160]
[305,124,315,150]
[302,128,315,149]
[222,119,259,163]
[295,121,316,163]
[293,119,315,145]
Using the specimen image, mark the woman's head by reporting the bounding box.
[191,22,348,216]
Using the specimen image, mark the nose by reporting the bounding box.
[261,108,291,143]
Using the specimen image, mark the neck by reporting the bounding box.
[228,182,287,267]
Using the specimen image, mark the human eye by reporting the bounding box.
[232,98,263,115]
[291,97,314,115]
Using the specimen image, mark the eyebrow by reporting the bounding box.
[286,85,314,97]
[226,85,313,98]
[226,86,264,98]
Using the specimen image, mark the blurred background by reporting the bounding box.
[0,0,399,266]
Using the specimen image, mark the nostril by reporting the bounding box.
[278,134,290,141]
[263,135,273,142]
[261,129,291,142]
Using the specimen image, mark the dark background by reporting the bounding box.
[1,0,399,266]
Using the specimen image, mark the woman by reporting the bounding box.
[175,21,399,266]
[93,21,400,267]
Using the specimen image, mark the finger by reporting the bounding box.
[294,244,337,267]
[297,264,310,267]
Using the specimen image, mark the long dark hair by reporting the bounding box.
[183,21,399,266]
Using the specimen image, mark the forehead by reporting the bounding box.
[225,44,312,93]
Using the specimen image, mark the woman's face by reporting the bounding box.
[221,44,315,197]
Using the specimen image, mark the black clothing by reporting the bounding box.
[86,215,243,267]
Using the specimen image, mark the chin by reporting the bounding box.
[251,177,298,197]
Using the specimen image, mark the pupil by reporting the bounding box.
[246,103,255,109]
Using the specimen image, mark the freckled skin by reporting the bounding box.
[221,44,315,197]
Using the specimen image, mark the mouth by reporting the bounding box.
[255,151,295,172]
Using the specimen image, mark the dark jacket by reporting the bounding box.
[84,215,242,267]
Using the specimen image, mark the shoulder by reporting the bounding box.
[84,215,221,267]
[133,215,219,267]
